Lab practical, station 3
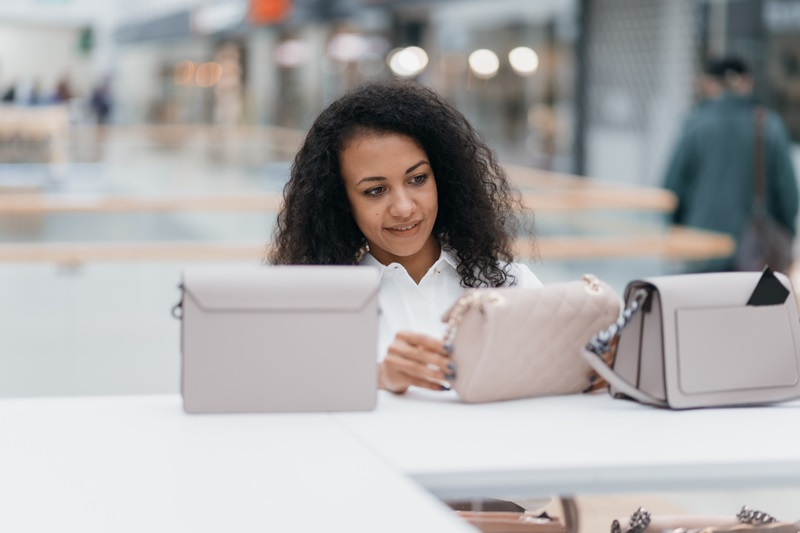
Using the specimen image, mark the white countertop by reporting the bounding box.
[0,394,473,533]
[3,391,800,531]
[336,390,800,498]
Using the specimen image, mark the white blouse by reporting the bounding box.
[359,248,542,360]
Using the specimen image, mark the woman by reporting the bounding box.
[269,79,541,394]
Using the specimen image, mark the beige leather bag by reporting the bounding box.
[453,496,579,533]
[442,275,621,403]
[455,512,568,533]
[583,270,800,409]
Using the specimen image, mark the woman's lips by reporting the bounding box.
[385,222,422,237]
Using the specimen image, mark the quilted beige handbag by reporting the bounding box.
[442,275,621,403]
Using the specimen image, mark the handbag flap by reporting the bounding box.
[641,271,772,309]
[182,265,380,312]
[637,271,800,407]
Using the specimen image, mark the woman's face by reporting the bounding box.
[340,132,439,268]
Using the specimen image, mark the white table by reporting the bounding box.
[3,391,800,532]
[338,390,800,499]
[0,395,473,533]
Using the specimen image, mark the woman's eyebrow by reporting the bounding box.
[354,160,429,185]
[355,176,386,186]
[405,160,429,174]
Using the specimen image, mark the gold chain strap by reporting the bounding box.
[443,291,504,347]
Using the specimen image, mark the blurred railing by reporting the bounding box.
[0,105,69,166]
[0,124,735,266]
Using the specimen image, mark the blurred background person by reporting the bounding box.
[663,56,799,273]
[1,78,17,103]
[88,76,112,160]
[90,77,112,125]
[53,75,73,103]
[28,78,42,105]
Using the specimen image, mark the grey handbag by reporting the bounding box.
[173,265,380,413]
[583,270,800,409]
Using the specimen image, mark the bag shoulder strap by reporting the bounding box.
[753,106,766,210]
[583,288,668,407]
[582,349,667,407]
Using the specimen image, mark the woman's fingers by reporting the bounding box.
[380,332,457,393]
[398,374,451,392]
[380,357,450,393]
[396,331,450,356]
[384,351,448,383]
[390,332,452,371]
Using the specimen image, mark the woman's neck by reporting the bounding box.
[372,236,441,285]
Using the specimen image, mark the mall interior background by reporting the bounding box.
[3,0,800,523]
[1,0,799,393]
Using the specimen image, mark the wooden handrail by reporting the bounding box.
[0,188,675,214]
[508,164,677,212]
[515,227,734,261]
[0,227,733,264]
[0,194,284,213]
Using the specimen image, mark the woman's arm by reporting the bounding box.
[380,331,454,394]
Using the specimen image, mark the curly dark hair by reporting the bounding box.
[268,79,528,288]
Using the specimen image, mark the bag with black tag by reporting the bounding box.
[583,268,800,409]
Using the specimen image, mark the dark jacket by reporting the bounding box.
[663,92,799,271]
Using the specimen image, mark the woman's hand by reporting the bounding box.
[379,331,456,394]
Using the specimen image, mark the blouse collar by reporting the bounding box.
[359,246,459,278]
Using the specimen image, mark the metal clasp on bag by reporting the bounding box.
[582,273,602,293]
[610,507,650,533]
[171,283,184,319]
[737,506,778,525]
[612,506,780,533]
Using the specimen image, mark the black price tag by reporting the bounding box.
[747,267,790,306]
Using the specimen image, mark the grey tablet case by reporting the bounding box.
[177,265,380,413]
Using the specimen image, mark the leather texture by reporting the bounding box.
[455,512,567,533]
[614,514,739,532]
[454,495,578,533]
[444,277,621,403]
[706,525,800,532]
[179,265,380,413]
[583,271,800,409]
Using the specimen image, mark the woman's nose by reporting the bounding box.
[388,190,414,217]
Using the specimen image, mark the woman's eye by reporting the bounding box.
[364,186,385,197]
[410,174,428,185]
